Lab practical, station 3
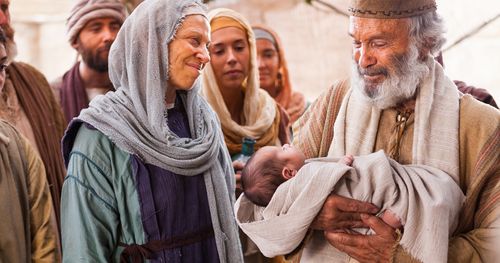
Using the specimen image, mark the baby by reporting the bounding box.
[241,144,400,228]
[237,144,463,261]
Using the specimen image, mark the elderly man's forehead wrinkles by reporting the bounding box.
[349,17,410,39]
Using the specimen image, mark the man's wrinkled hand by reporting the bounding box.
[324,213,400,263]
[311,194,379,230]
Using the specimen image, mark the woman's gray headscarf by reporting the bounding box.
[76,0,243,261]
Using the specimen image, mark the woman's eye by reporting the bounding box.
[190,38,200,47]
[263,51,275,58]
[212,49,224,55]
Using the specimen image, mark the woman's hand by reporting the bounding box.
[233,160,245,197]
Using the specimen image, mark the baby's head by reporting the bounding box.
[241,144,306,206]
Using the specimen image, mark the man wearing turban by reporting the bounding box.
[51,0,127,125]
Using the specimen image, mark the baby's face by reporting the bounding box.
[259,144,306,171]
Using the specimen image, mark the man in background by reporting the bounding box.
[51,0,127,124]
[0,0,66,226]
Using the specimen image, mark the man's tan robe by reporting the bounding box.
[0,120,59,262]
[292,82,500,262]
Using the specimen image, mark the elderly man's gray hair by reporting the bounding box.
[408,11,446,56]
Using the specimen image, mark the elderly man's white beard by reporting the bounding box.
[351,43,430,109]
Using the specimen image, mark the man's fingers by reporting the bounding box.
[325,231,360,247]
[361,213,396,237]
[318,217,369,231]
[332,195,379,214]
[336,211,363,223]
[324,231,374,262]
[348,220,370,229]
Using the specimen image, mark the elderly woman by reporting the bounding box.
[252,24,306,124]
[202,8,290,160]
[60,0,242,262]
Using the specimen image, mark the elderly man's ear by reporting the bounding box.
[282,167,297,180]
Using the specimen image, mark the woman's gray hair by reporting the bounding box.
[408,11,446,56]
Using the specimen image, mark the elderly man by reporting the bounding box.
[291,0,499,262]
[0,0,66,224]
[0,27,59,262]
[51,0,126,124]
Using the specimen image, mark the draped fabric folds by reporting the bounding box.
[59,62,90,124]
[6,62,66,225]
[72,1,243,261]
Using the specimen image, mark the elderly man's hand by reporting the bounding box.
[311,194,379,230]
[325,213,400,263]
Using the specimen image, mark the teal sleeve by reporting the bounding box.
[60,125,138,262]
[61,151,121,262]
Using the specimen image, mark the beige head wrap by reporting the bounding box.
[66,0,127,44]
[202,8,282,155]
[349,0,436,18]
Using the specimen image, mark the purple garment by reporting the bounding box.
[132,95,219,263]
[60,62,90,125]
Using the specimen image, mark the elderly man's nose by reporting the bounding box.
[356,48,376,69]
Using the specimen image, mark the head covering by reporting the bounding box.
[66,0,127,44]
[74,1,243,261]
[202,8,282,155]
[253,28,276,46]
[211,16,246,33]
[252,24,293,110]
[348,0,436,19]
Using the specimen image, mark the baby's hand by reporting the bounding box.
[339,154,354,166]
[380,209,403,230]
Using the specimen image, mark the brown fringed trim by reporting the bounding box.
[389,229,402,263]
[348,4,436,18]
[119,226,214,263]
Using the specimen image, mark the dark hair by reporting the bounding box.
[241,150,287,207]
[0,28,6,46]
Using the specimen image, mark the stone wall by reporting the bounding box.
[10,0,76,83]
